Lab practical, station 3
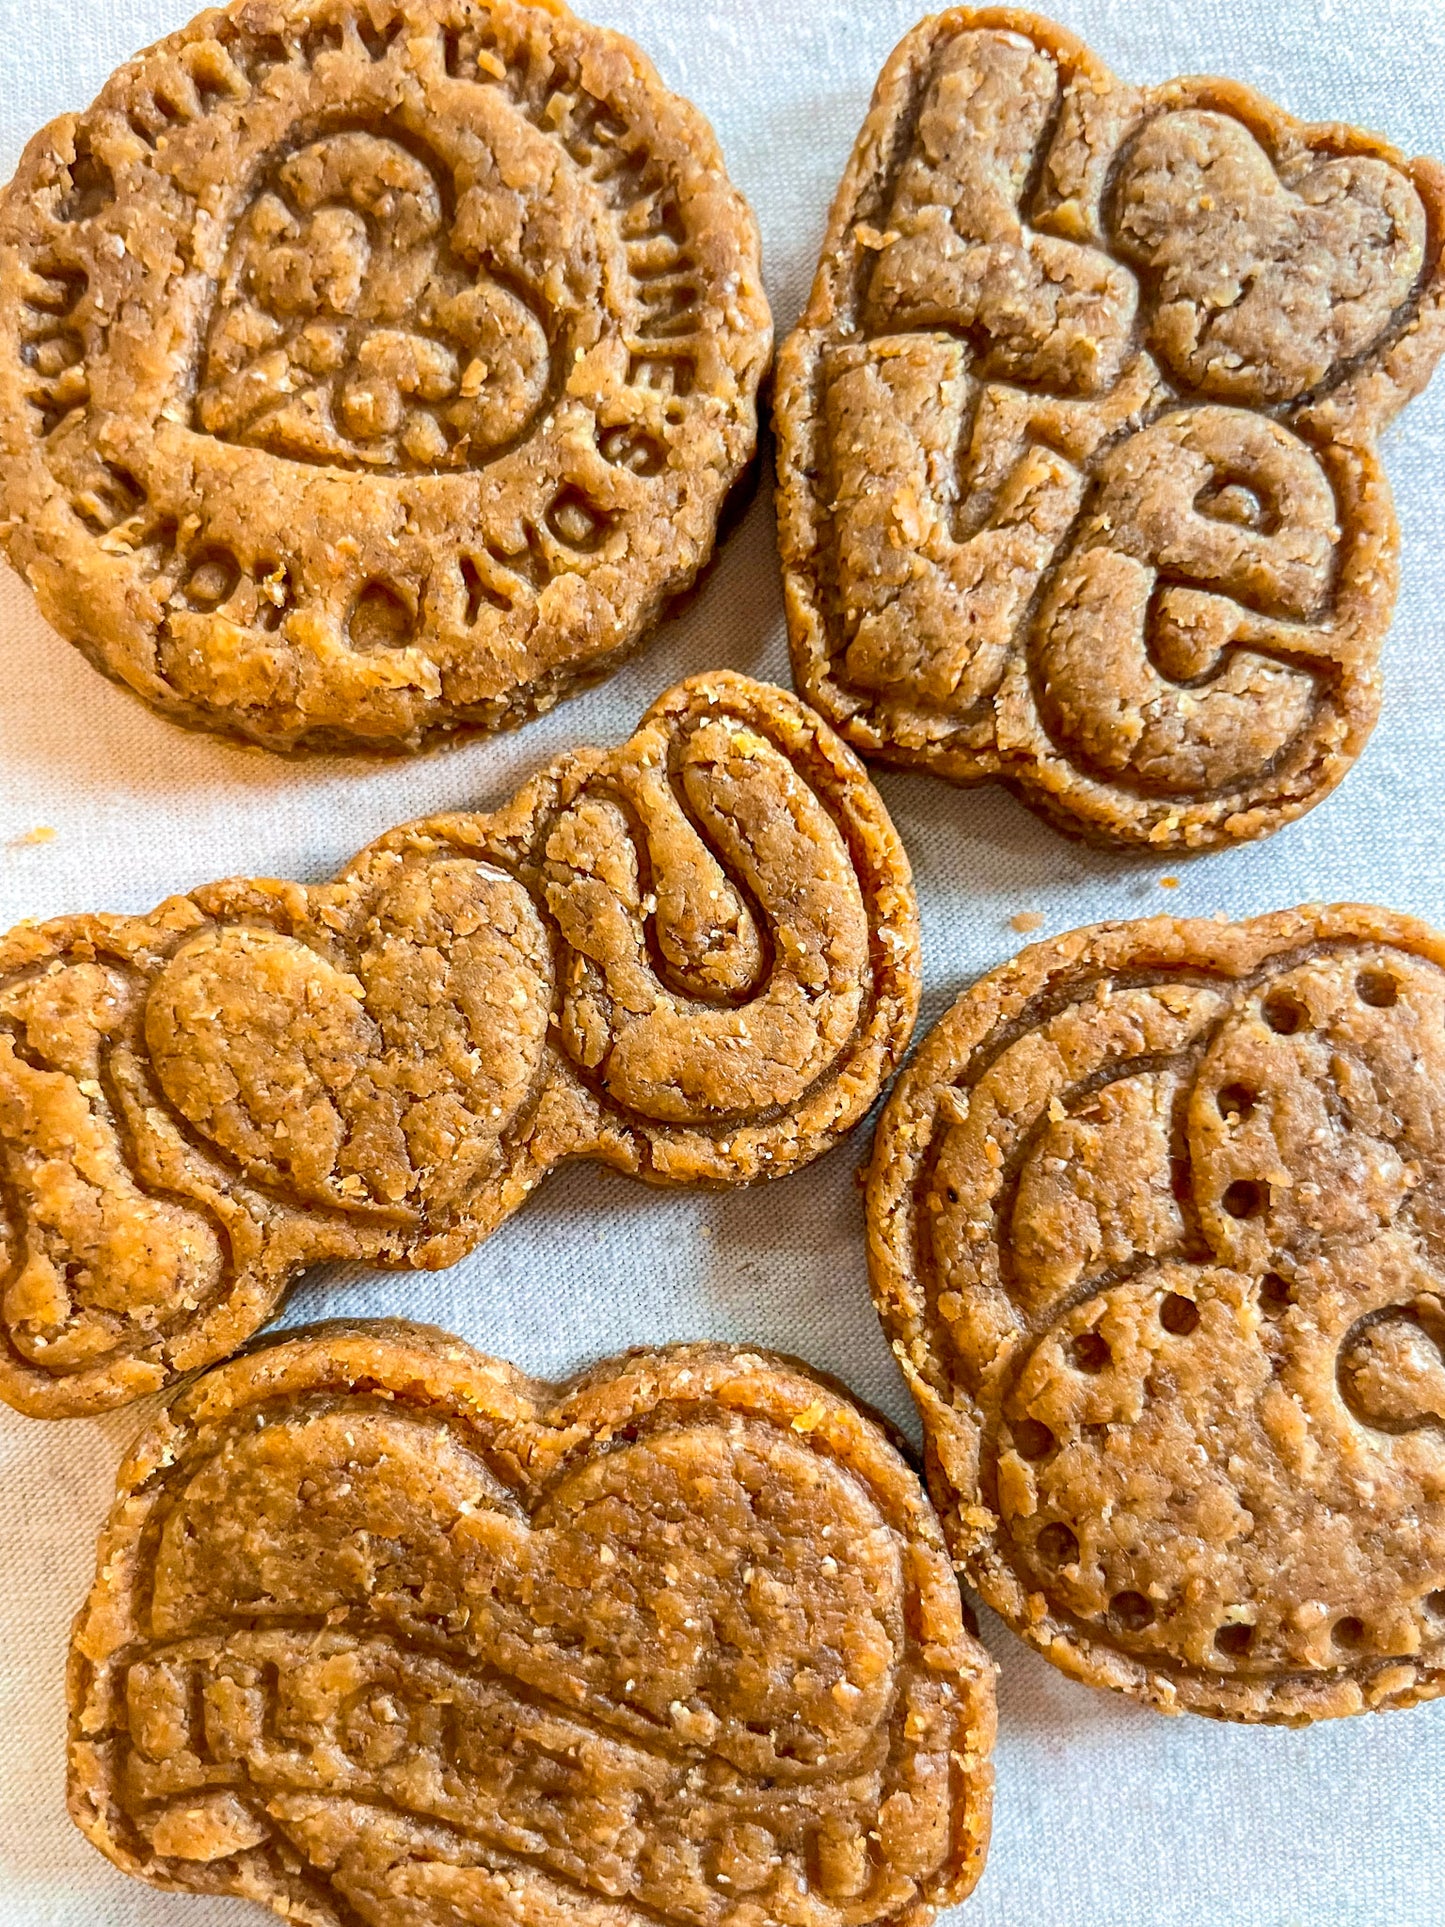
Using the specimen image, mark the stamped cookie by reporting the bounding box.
[0,0,770,751]
[776,9,1445,848]
[869,904,1445,1723]
[68,1324,997,1926]
[0,674,917,1418]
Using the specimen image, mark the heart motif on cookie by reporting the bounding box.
[144,861,553,1215]
[0,1,773,751]
[869,906,1445,1722]
[68,1331,996,1927]
[195,130,553,471]
[1112,108,1427,405]
[0,676,919,1420]
[777,10,1445,848]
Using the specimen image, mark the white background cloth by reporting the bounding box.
[2,1,1444,1921]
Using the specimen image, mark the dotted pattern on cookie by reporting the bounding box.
[867,904,1445,1723]
[775,7,1445,849]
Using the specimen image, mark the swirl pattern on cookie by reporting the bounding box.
[868,904,1445,1722]
[0,674,917,1418]
[0,0,771,750]
[776,8,1445,848]
[68,1327,996,1926]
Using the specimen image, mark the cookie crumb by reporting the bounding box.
[1159,875,1180,889]
[1010,911,1044,933]
[9,826,56,847]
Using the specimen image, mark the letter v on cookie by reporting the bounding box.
[0,676,918,1419]
[776,7,1445,849]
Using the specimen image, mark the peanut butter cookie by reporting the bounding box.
[0,674,917,1418]
[776,9,1445,849]
[869,904,1445,1722]
[0,0,770,750]
[68,1324,996,1926]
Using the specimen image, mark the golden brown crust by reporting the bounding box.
[868,903,1445,1723]
[0,673,918,1418]
[0,0,771,751]
[67,1324,996,1926]
[776,8,1445,849]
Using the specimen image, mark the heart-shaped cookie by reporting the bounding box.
[868,904,1445,1723]
[68,1327,996,1927]
[776,8,1445,848]
[0,674,918,1420]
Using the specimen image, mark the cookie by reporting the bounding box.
[67,1323,997,1926]
[0,0,770,752]
[776,9,1445,849]
[0,673,917,1419]
[868,904,1445,1723]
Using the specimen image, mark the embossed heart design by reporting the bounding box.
[0,676,919,1419]
[195,129,552,471]
[68,1330,995,1926]
[1112,109,1427,405]
[778,12,1445,849]
[0,3,772,750]
[144,859,552,1214]
[869,906,1445,1722]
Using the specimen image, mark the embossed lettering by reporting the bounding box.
[779,14,1443,846]
[0,680,916,1417]
[67,1335,992,1922]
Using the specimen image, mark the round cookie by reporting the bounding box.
[68,1324,997,1925]
[868,905,1445,1723]
[0,0,770,750]
[775,8,1445,849]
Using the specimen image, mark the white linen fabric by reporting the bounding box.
[2,1,1444,1921]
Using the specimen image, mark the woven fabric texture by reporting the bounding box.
[1,1,1444,1921]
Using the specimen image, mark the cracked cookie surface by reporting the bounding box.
[0,0,770,750]
[776,8,1445,849]
[868,904,1445,1722]
[68,1325,996,1926]
[0,673,917,1418]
